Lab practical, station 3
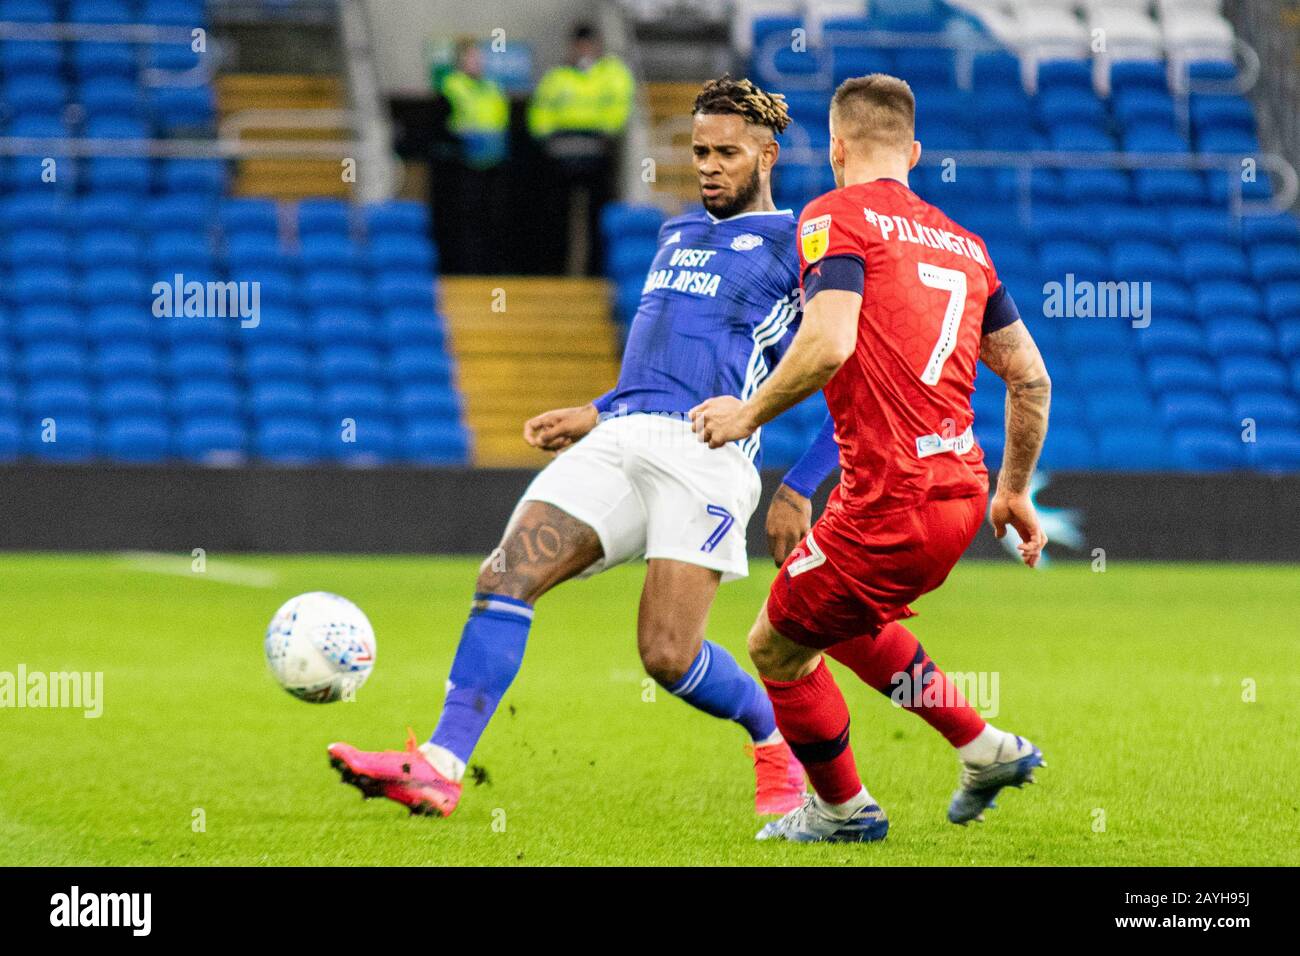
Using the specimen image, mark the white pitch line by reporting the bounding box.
[118,551,280,588]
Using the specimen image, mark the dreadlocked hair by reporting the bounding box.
[693,75,792,134]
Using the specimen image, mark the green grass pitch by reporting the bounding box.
[1,553,1296,866]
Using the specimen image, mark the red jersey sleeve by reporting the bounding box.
[797,192,871,291]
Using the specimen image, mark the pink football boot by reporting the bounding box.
[749,739,807,815]
[328,729,462,817]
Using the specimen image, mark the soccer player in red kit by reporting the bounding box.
[691,74,1052,843]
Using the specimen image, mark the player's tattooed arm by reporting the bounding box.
[979,319,1051,495]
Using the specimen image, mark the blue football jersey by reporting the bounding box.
[598,207,802,462]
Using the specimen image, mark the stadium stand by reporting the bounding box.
[603,0,1300,473]
[0,0,471,464]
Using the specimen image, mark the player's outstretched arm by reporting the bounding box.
[766,413,837,564]
[523,403,599,453]
[690,289,861,447]
[979,318,1052,567]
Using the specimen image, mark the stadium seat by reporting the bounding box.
[178,417,246,461]
[102,417,171,462]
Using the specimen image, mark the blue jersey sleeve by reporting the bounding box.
[781,412,838,497]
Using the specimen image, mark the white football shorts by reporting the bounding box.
[513,412,763,582]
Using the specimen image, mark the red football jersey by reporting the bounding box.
[797,178,997,516]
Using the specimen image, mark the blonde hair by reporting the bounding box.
[693,75,792,134]
[831,74,915,151]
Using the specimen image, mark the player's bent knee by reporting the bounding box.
[638,638,695,687]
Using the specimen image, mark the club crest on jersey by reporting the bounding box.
[801,214,832,263]
[731,233,763,251]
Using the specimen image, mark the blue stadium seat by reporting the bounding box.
[1109,60,1166,92]
[147,41,201,72]
[1205,318,1275,356]
[1,41,62,78]
[1038,239,1108,279]
[1171,429,1245,471]
[1148,355,1218,392]
[154,84,216,131]
[303,273,369,309]
[1231,392,1300,429]
[93,343,161,381]
[1135,318,1206,357]
[297,199,352,238]
[367,235,436,272]
[400,421,470,464]
[159,159,226,196]
[373,275,433,310]
[1168,208,1236,244]
[78,76,140,117]
[1111,240,1180,283]
[226,234,288,273]
[5,74,68,115]
[329,417,398,464]
[77,194,136,231]
[21,342,87,379]
[296,234,357,270]
[1258,282,1300,323]
[1038,424,1094,469]
[101,417,171,462]
[255,418,323,463]
[606,238,658,277]
[379,308,445,348]
[1250,244,1300,284]
[250,383,317,420]
[1061,169,1129,203]
[1133,170,1207,205]
[8,266,75,306]
[244,344,312,382]
[68,0,133,25]
[88,306,153,346]
[364,200,432,239]
[389,345,453,386]
[242,308,308,347]
[1247,429,1300,471]
[1120,124,1189,153]
[177,417,246,461]
[322,382,388,421]
[145,195,217,233]
[1159,391,1229,430]
[85,157,152,194]
[100,381,167,418]
[69,40,134,79]
[0,417,19,462]
[26,414,96,461]
[1188,93,1255,132]
[311,307,378,347]
[25,379,94,417]
[169,342,237,381]
[141,0,208,27]
[1220,356,1288,393]
[394,383,461,419]
[75,230,144,268]
[1180,241,1249,283]
[1243,214,1300,246]
[1037,59,1092,92]
[0,0,56,22]
[13,304,83,345]
[1095,426,1170,470]
[320,345,383,383]
[1194,281,1262,321]
[175,381,243,418]
[222,198,280,237]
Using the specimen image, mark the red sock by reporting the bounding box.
[827,621,985,748]
[762,659,862,804]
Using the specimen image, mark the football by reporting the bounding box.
[264,592,376,703]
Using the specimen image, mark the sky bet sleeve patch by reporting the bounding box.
[800,213,832,264]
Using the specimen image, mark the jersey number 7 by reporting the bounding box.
[917,262,968,386]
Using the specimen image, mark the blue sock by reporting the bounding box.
[430,593,532,764]
[666,640,777,742]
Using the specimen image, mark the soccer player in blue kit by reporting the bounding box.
[329,77,835,818]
